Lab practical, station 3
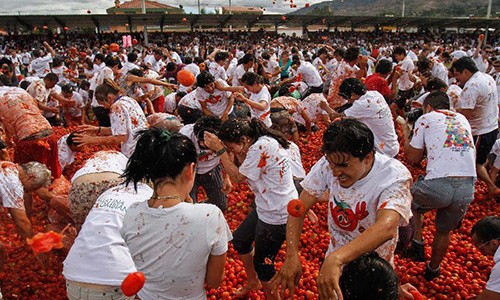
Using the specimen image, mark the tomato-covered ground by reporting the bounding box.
[0,124,498,300]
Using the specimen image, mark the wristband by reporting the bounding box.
[214,147,227,157]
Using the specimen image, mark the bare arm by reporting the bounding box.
[43,42,56,57]
[205,253,227,288]
[476,289,500,300]
[401,122,425,165]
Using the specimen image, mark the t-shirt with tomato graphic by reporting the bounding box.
[239,136,298,225]
[301,152,412,264]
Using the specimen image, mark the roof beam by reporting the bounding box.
[15,16,33,30]
[53,16,66,28]
[218,15,232,28]
[247,16,261,28]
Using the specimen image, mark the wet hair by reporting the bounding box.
[123,127,197,190]
[241,72,263,86]
[278,83,294,97]
[127,52,138,63]
[21,162,51,190]
[66,132,80,147]
[196,71,215,88]
[291,55,301,66]
[61,84,73,94]
[471,216,500,244]
[19,80,32,90]
[128,68,144,77]
[104,55,122,69]
[334,48,345,58]
[375,59,393,74]
[175,91,187,99]
[338,78,367,99]
[52,56,64,68]
[193,116,222,140]
[94,53,105,62]
[79,80,90,90]
[194,56,204,65]
[184,57,193,64]
[218,118,289,149]
[423,91,450,110]
[322,118,374,159]
[153,49,163,56]
[261,52,271,60]
[95,78,121,102]
[427,78,448,92]
[393,46,407,56]
[238,54,255,66]
[214,51,229,63]
[44,73,58,83]
[416,57,431,73]
[344,47,360,62]
[166,62,177,72]
[451,57,478,74]
[32,49,42,58]
[318,47,328,56]
[340,252,399,300]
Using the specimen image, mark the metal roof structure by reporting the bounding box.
[0,14,498,33]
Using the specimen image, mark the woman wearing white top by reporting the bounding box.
[74,79,148,158]
[234,72,272,127]
[63,182,153,300]
[204,118,298,300]
[120,128,232,300]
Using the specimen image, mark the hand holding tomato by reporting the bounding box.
[269,253,303,297]
[400,283,426,299]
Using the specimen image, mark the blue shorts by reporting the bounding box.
[411,176,475,232]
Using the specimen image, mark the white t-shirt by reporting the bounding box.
[457,72,499,136]
[184,63,201,78]
[121,202,232,300]
[110,96,148,158]
[121,61,140,76]
[163,92,177,114]
[301,153,412,264]
[58,134,75,170]
[232,65,253,87]
[178,88,203,110]
[179,124,220,175]
[239,136,298,225]
[293,93,328,126]
[265,59,280,82]
[0,162,25,209]
[473,55,489,74]
[248,86,272,127]
[411,110,476,180]
[71,150,128,183]
[344,91,400,158]
[63,183,153,285]
[490,140,500,169]
[209,61,227,81]
[91,65,114,107]
[63,91,85,117]
[486,246,500,293]
[30,54,52,78]
[398,56,415,91]
[297,61,323,88]
[414,85,463,110]
[430,61,449,85]
[199,80,233,117]
[287,142,306,179]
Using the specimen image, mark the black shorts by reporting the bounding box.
[474,129,498,165]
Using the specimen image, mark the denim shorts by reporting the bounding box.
[411,176,475,232]
[66,281,133,300]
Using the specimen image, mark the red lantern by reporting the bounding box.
[121,272,146,297]
[181,17,187,22]
[132,38,138,45]
[305,2,310,7]
[177,69,195,86]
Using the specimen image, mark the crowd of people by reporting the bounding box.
[0,27,499,299]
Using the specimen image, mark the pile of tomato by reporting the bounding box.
[0,124,498,299]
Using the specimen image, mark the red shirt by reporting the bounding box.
[365,73,391,98]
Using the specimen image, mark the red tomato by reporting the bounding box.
[288,199,306,217]
[121,272,146,296]
[26,231,65,254]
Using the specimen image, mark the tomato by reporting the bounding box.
[121,272,146,296]
[287,199,306,218]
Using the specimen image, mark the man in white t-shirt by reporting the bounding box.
[287,55,324,100]
[179,116,232,211]
[402,91,476,281]
[471,216,500,299]
[393,46,417,116]
[30,42,56,78]
[452,57,500,198]
[337,78,400,158]
[0,161,52,270]
[271,118,412,299]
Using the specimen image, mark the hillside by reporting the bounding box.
[291,0,499,18]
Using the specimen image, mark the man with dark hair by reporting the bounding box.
[327,47,368,108]
[271,118,412,300]
[393,46,417,117]
[209,51,231,82]
[29,41,56,78]
[452,57,500,199]
[471,216,500,299]
[402,91,476,280]
[179,115,232,211]
[284,55,324,100]
[365,59,401,104]
[121,52,139,76]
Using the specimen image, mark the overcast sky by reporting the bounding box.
[0,0,323,15]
